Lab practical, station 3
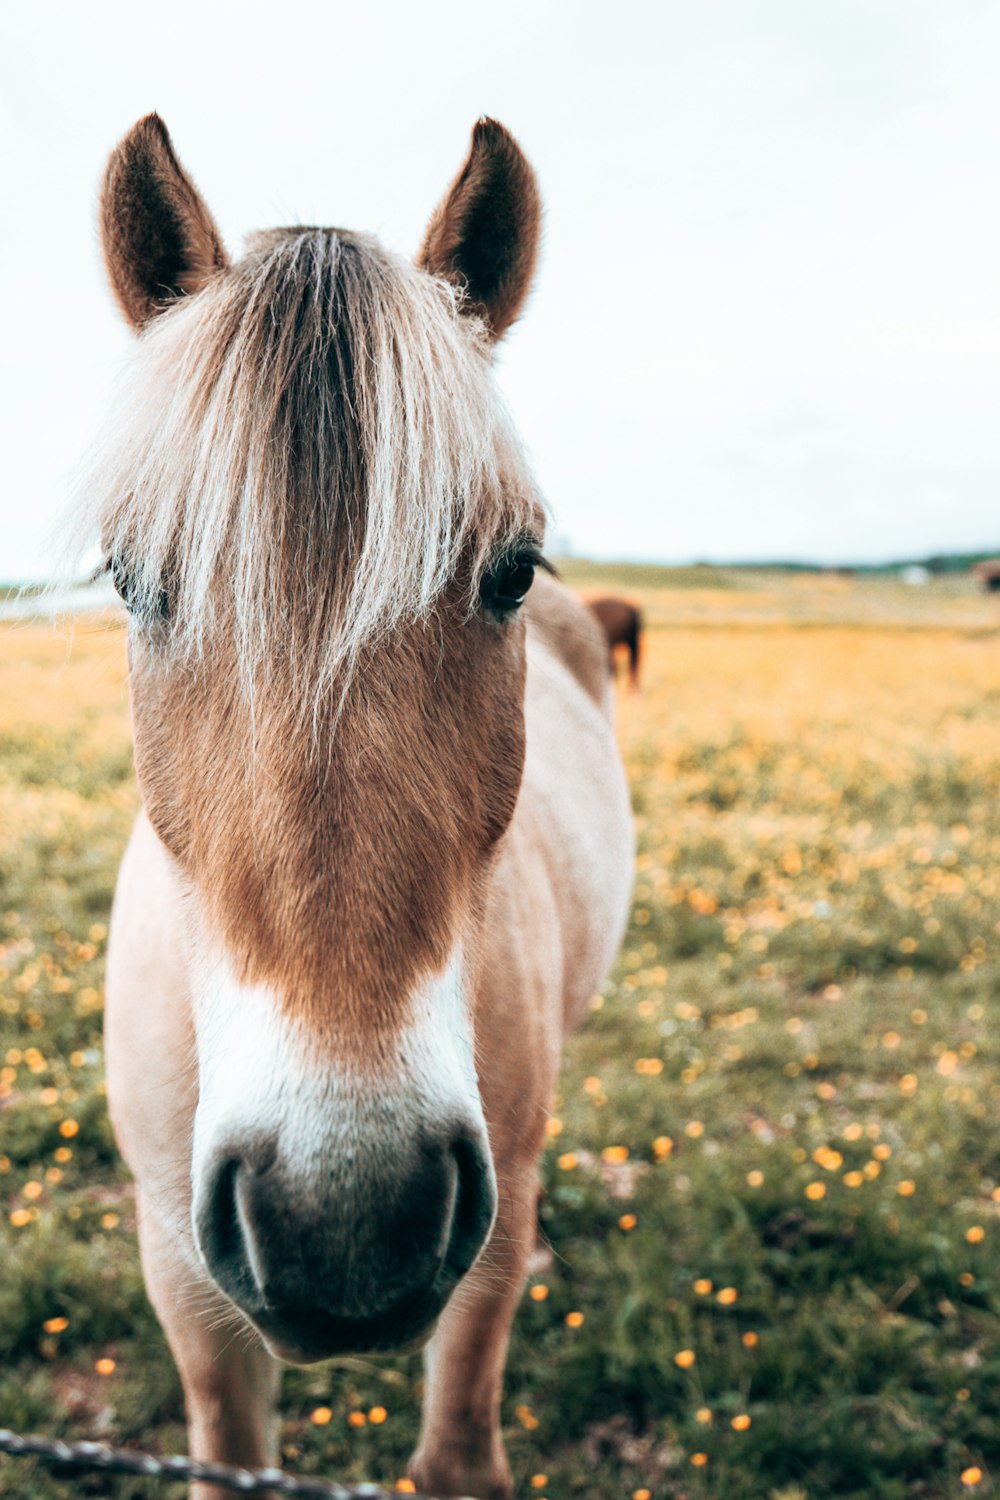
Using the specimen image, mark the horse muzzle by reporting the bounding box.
[192,1127,497,1361]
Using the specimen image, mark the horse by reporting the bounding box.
[587,596,643,692]
[87,114,634,1499]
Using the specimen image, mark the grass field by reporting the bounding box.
[1,570,999,1499]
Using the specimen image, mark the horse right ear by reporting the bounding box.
[100,113,228,331]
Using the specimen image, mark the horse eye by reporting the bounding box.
[110,555,137,610]
[481,552,537,615]
[110,556,169,622]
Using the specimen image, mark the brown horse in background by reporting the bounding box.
[587,596,643,691]
[88,114,634,1499]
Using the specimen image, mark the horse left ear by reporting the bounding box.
[419,118,542,340]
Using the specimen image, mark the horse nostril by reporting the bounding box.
[207,1158,241,1259]
[197,1154,265,1310]
[445,1133,497,1279]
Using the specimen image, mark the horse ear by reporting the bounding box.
[100,113,228,331]
[419,118,542,340]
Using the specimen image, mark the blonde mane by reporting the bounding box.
[77,228,542,716]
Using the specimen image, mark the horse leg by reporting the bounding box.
[627,616,641,693]
[408,1165,537,1499]
[135,1197,281,1500]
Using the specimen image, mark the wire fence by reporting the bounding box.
[0,1427,451,1498]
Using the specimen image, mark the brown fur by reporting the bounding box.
[587,595,643,691]
[101,113,228,328]
[130,582,529,1056]
[419,118,542,338]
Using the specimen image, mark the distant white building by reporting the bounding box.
[900,564,930,586]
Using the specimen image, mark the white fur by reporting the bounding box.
[188,938,489,1226]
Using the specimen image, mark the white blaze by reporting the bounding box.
[188,939,489,1222]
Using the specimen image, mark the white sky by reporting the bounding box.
[2,0,1000,577]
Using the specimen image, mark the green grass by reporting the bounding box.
[1,599,999,1499]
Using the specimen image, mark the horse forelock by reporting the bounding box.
[78,226,542,716]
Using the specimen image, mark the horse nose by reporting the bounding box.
[195,1127,496,1355]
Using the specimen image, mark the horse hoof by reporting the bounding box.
[408,1449,513,1500]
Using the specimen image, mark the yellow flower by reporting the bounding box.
[529,1284,549,1302]
[696,1407,713,1423]
[347,1411,366,1427]
[747,1169,764,1187]
[602,1145,629,1164]
[653,1135,674,1159]
[731,1413,752,1431]
[618,1213,637,1231]
[43,1317,68,1334]
[804,1181,826,1201]
[742,1331,759,1348]
[693,1278,713,1295]
[95,1357,116,1376]
[674,1349,696,1369]
[557,1153,578,1171]
[966,1225,985,1244]
[311,1407,332,1425]
[960,1467,983,1487]
[691,1452,708,1467]
[565,1311,585,1328]
[531,1478,548,1490]
[897,1180,916,1197]
[716,1286,738,1305]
